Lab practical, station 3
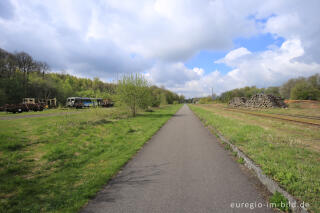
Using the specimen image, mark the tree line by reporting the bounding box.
[0,48,184,107]
[217,74,320,103]
[186,74,320,104]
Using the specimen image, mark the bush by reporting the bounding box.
[290,81,319,100]
[198,96,213,104]
[116,74,152,116]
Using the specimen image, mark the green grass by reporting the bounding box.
[269,192,290,212]
[0,105,181,212]
[232,151,237,157]
[0,108,85,117]
[237,157,245,164]
[189,104,320,213]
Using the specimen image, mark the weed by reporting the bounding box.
[224,144,231,150]
[237,157,245,164]
[127,128,136,133]
[269,191,290,212]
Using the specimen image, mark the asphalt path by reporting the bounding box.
[81,105,274,213]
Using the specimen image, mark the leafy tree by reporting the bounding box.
[178,95,185,103]
[308,74,320,90]
[149,86,161,107]
[290,81,319,100]
[280,77,305,99]
[0,48,182,107]
[160,93,168,105]
[264,86,280,96]
[199,96,213,104]
[218,86,264,103]
[0,88,7,106]
[116,74,151,116]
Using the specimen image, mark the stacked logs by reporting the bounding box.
[245,94,287,108]
[229,93,287,108]
[229,97,247,107]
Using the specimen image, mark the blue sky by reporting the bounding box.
[186,33,285,75]
[186,50,229,75]
[233,33,285,52]
[0,0,319,97]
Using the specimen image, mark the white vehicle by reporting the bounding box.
[66,97,102,108]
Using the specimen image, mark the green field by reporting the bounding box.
[0,105,181,212]
[0,108,85,117]
[189,104,320,213]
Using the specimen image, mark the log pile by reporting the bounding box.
[228,97,247,107]
[229,93,287,108]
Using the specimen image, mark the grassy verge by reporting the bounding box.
[189,104,320,212]
[0,105,181,212]
[0,108,86,117]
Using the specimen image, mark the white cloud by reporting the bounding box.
[261,0,320,63]
[215,47,251,66]
[193,67,204,76]
[146,62,203,88]
[0,0,259,69]
[0,0,320,97]
[216,39,319,87]
[149,39,320,98]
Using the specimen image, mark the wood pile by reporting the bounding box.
[229,97,247,107]
[229,93,287,108]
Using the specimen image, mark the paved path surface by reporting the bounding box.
[81,105,274,213]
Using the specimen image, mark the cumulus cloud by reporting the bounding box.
[0,0,153,78]
[0,0,319,96]
[215,39,319,87]
[260,0,320,63]
[0,0,259,72]
[149,39,320,98]
[145,62,204,88]
[215,47,251,66]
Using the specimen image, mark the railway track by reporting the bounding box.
[222,107,320,127]
[266,112,320,120]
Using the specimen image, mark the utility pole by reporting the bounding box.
[211,88,214,100]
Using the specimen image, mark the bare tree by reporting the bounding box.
[15,52,35,96]
[35,61,50,78]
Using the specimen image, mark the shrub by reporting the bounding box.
[116,74,152,117]
[290,81,319,100]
